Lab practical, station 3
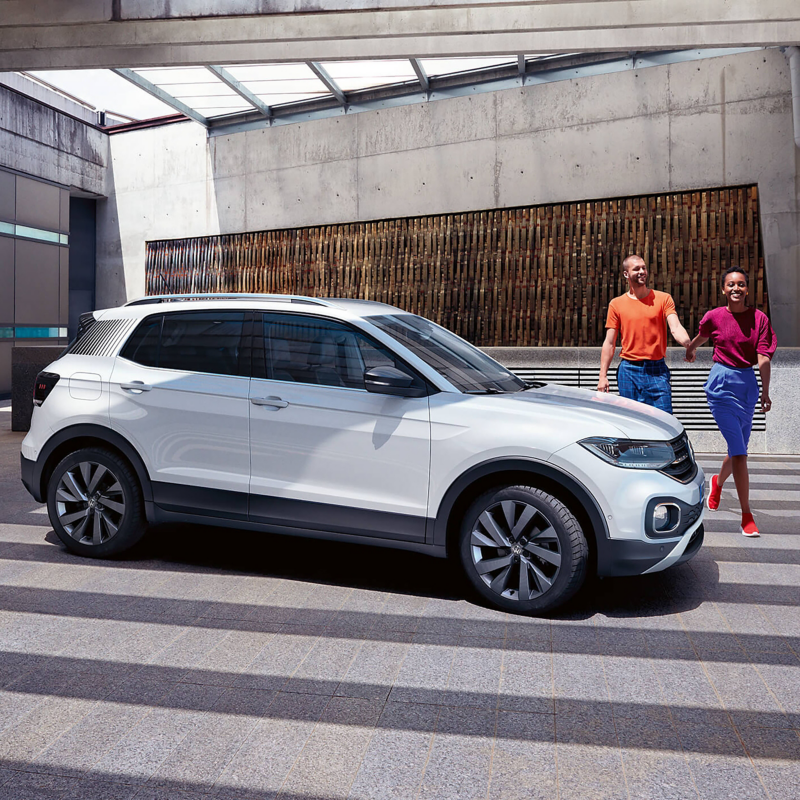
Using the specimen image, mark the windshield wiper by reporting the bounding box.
[524,380,547,389]
[464,387,506,394]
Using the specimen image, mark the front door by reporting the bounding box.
[110,310,251,519]
[248,312,431,541]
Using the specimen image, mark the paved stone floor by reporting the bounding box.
[0,403,799,799]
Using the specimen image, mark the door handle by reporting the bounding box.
[120,381,152,393]
[250,396,289,409]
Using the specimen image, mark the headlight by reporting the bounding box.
[579,437,675,470]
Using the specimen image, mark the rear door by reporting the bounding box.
[248,312,431,541]
[109,310,251,519]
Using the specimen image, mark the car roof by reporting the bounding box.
[100,294,403,320]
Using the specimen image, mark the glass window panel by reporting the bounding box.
[134,67,217,85]
[263,313,407,391]
[15,327,64,338]
[0,221,13,235]
[120,316,161,367]
[320,60,417,92]
[159,311,246,377]
[0,328,13,338]
[419,56,517,77]
[167,83,240,99]
[59,234,69,245]
[15,225,60,243]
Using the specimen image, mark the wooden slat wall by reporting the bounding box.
[145,185,767,347]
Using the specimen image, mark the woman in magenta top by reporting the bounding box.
[686,267,777,537]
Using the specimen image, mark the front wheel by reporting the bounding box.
[458,485,588,614]
[47,447,147,558]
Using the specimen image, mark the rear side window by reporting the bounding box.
[120,312,247,377]
[120,316,161,367]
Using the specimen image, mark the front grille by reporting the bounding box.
[659,434,697,483]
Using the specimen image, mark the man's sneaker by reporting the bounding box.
[741,513,760,537]
[707,474,722,512]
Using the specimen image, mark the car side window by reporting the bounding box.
[120,316,161,367]
[262,313,407,390]
[121,312,246,377]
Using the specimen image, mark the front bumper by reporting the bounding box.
[596,516,705,577]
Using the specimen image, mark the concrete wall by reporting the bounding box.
[0,81,107,195]
[98,48,800,344]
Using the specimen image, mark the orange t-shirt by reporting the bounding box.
[605,290,676,361]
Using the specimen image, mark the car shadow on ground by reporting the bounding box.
[42,521,712,620]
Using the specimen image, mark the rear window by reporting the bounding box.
[120,312,247,377]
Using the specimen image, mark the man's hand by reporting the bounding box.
[596,376,610,392]
[684,345,696,363]
[761,392,772,413]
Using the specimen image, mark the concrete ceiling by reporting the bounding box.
[0,0,799,70]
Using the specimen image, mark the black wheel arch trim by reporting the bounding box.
[30,424,154,512]
[431,457,610,556]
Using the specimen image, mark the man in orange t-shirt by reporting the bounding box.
[596,254,691,413]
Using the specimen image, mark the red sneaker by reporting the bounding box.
[707,475,722,512]
[741,513,760,538]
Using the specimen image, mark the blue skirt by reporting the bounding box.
[704,362,759,457]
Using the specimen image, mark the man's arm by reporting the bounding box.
[757,354,772,412]
[597,328,618,391]
[666,313,691,347]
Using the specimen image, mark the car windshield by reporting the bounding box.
[369,314,527,393]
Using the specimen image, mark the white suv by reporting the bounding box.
[20,294,705,614]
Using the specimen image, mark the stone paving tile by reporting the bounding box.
[0,770,78,800]
[346,701,438,800]
[676,722,771,800]
[212,692,328,799]
[280,636,362,696]
[230,633,320,692]
[276,696,383,800]
[143,687,276,793]
[655,658,733,727]
[387,637,456,706]
[58,777,139,800]
[552,653,611,717]
[334,637,411,702]
[702,659,792,730]
[555,711,628,800]
[616,716,698,800]
[85,683,227,785]
[416,705,496,800]
[487,710,556,800]
[603,654,672,723]
[498,645,553,715]
[443,640,503,709]
[737,725,800,800]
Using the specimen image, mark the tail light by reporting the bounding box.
[33,371,60,406]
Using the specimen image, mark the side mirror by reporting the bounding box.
[364,366,426,397]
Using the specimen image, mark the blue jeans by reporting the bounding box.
[616,358,672,413]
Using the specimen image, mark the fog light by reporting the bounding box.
[653,503,680,534]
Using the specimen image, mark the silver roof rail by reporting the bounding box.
[125,293,333,307]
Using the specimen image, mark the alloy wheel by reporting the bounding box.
[470,499,562,601]
[55,461,126,545]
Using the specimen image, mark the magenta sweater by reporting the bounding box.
[698,306,777,368]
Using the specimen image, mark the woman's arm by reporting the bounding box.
[685,334,709,363]
[757,354,772,412]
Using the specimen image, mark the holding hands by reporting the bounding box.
[684,343,697,363]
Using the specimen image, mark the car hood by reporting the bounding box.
[494,383,684,440]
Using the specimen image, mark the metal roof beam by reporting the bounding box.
[112,68,209,126]
[409,58,429,91]
[306,61,346,105]
[206,65,272,119]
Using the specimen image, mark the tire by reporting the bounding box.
[46,447,147,558]
[458,485,588,614]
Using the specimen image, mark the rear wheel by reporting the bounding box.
[458,485,588,614]
[47,448,147,557]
